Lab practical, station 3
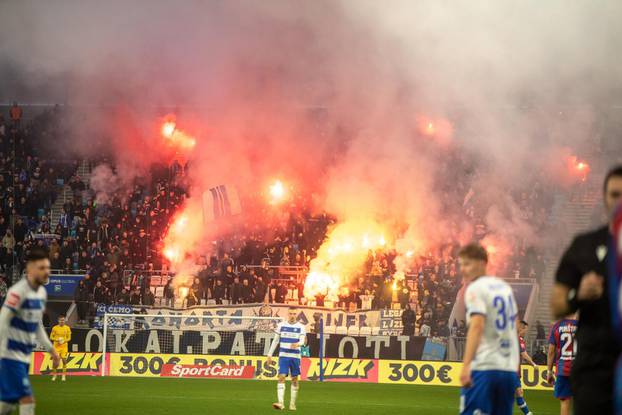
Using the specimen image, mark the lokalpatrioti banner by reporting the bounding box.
[61,328,429,360]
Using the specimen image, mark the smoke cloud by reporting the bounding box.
[2,0,621,285]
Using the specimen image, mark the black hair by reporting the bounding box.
[26,247,49,263]
[604,165,622,194]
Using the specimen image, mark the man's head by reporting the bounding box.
[287,307,297,324]
[518,320,528,337]
[604,165,622,218]
[58,315,66,326]
[26,248,51,287]
[458,243,488,282]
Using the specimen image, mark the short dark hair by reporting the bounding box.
[26,248,49,263]
[604,165,622,194]
[58,314,66,319]
[458,243,488,263]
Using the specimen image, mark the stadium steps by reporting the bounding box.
[529,173,603,347]
[76,159,92,184]
[50,160,90,229]
[50,186,74,230]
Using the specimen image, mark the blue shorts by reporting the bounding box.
[514,375,522,390]
[460,370,517,415]
[278,357,301,377]
[554,375,572,400]
[0,359,32,403]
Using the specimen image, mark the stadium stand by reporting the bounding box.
[0,104,556,355]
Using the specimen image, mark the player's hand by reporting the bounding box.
[577,272,604,301]
[50,349,61,369]
[266,357,273,365]
[531,362,537,368]
[290,342,299,349]
[459,364,472,388]
[546,371,555,386]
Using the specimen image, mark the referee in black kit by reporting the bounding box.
[551,165,622,414]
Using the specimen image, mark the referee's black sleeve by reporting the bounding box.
[555,238,582,289]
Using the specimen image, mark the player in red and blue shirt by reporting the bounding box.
[547,315,578,415]
[515,321,536,415]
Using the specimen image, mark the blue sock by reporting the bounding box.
[516,396,530,414]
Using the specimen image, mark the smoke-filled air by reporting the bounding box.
[2,0,621,299]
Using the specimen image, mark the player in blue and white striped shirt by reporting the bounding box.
[0,249,60,415]
[267,307,306,411]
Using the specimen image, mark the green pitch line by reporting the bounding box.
[29,376,560,415]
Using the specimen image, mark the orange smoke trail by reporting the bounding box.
[161,199,206,288]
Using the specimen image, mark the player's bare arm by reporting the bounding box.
[521,351,537,368]
[546,344,556,385]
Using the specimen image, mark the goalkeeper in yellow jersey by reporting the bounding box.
[50,315,71,381]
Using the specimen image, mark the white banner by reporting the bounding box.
[101,303,380,331]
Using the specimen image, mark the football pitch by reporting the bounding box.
[29,376,559,415]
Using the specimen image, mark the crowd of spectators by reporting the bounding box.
[0,103,77,287]
[0,104,550,336]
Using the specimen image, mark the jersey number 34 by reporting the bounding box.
[492,295,517,331]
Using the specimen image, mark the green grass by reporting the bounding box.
[29,376,559,415]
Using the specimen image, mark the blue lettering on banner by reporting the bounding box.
[45,275,85,300]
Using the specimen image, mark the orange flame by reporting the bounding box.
[268,179,287,204]
[161,115,196,150]
[303,219,389,301]
[565,155,590,182]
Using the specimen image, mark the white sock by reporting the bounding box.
[0,402,16,415]
[291,385,299,406]
[277,383,285,405]
[20,403,35,415]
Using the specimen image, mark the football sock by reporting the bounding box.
[516,397,530,414]
[290,384,299,406]
[277,383,285,405]
[20,403,35,415]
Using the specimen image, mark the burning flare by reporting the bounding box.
[268,179,287,204]
[303,219,390,301]
[160,115,196,150]
[565,154,590,182]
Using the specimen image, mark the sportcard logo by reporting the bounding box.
[303,358,378,382]
[160,364,254,379]
[31,352,104,376]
